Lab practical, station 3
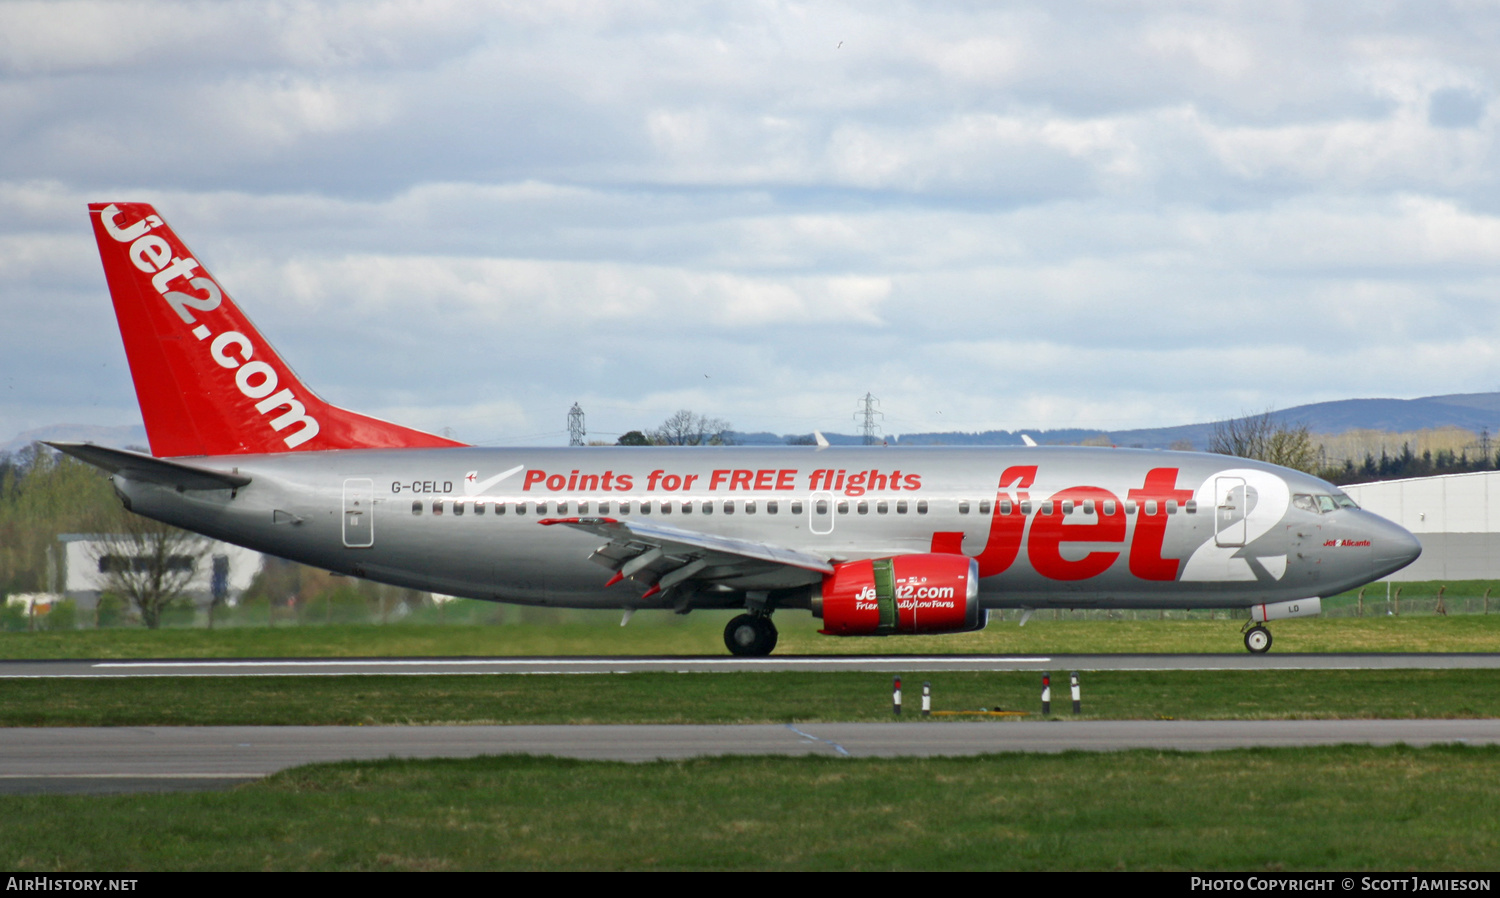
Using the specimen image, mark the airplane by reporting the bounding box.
[53,202,1423,656]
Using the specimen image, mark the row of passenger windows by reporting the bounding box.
[411,498,928,516]
[963,498,1197,516]
[410,497,1198,517]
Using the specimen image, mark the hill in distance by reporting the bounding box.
[732,392,1500,449]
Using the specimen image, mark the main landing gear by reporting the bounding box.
[724,613,778,657]
[1242,622,1273,654]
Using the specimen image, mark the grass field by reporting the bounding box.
[3,611,1500,659]
[3,746,1497,870]
[3,669,1498,727]
[3,591,1496,872]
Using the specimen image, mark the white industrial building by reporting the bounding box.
[57,533,263,612]
[1343,471,1500,581]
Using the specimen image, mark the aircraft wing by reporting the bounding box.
[539,516,833,599]
[47,442,252,491]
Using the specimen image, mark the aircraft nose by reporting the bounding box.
[1370,515,1422,577]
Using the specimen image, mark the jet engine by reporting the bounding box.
[813,553,984,635]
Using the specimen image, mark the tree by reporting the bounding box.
[0,445,118,598]
[89,511,212,629]
[616,430,652,446]
[1210,411,1318,473]
[648,410,735,446]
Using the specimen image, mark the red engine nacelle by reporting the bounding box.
[814,553,984,636]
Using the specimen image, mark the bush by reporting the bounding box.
[1,602,28,632]
[43,599,76,631]
[95,594,127,628]
[159,599,198,628]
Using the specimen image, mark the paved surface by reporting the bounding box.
[5,653,1496,794]
[5,652,1500,678]
[3,719,1497,794]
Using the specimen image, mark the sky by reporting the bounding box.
[3,1,1500,447]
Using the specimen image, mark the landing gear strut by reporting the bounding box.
[1242,623,1272,654]
[724,613,778,657]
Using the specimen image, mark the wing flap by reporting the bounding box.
[539,516,831,598]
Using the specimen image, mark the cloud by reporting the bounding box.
[6,3,1500,444]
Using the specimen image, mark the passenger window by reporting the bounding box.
[412,500,422,515]
[537,502,548,514]
[723,501,734,514]
[475,501,486,515]
[1102,500,1116,515]
[958,501,970,514]
[701,501,712,515]
[857,501,868,515]
[1082,501,1094,515]
[578,501,589,514]
[557,501,568,514]
[1000,499,1012,515]
[599,501,610,514]
[1125,501,1137,514]
[897,500,908,514]
[517,503,527,515]
[1062,500,1074,514]
[767,500,778,514]
[661,502,671,515]
[979,500,991,515]
[1166,500,1178,514]
[917,500,928,514]
[1185,500,1197,514]
[791,501,803,514]
[432,499,444,515]
[837,501,849,515]
[1041,501,1054,515]
[746,501,756,514]
[1145,500,1157,515]
[454,501,465,516]
[496,502,507,515]
[1020,500,1032,515]
[877,501,888,514]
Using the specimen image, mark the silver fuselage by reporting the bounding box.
[114,445,1421,612]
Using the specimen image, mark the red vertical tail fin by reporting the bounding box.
[90,202,466,458]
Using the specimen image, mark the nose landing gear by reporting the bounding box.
[1242,622,1273,654]
[724,613,778,657]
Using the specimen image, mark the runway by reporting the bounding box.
[5,652,1500,678]
[4,719,1499,795]
[4,653,1497,795]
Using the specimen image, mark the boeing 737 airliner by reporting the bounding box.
[54,203,1422,655]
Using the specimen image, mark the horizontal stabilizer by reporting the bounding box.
[47,441,251,491]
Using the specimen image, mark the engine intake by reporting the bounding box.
[814,553,984,635]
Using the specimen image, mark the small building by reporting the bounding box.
[57,533,264,616]
[1342,471,1500,581]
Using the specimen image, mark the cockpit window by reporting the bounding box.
[1332,492,1359,509]
[1315,495,1338,513]
[1293,494,1316,513]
